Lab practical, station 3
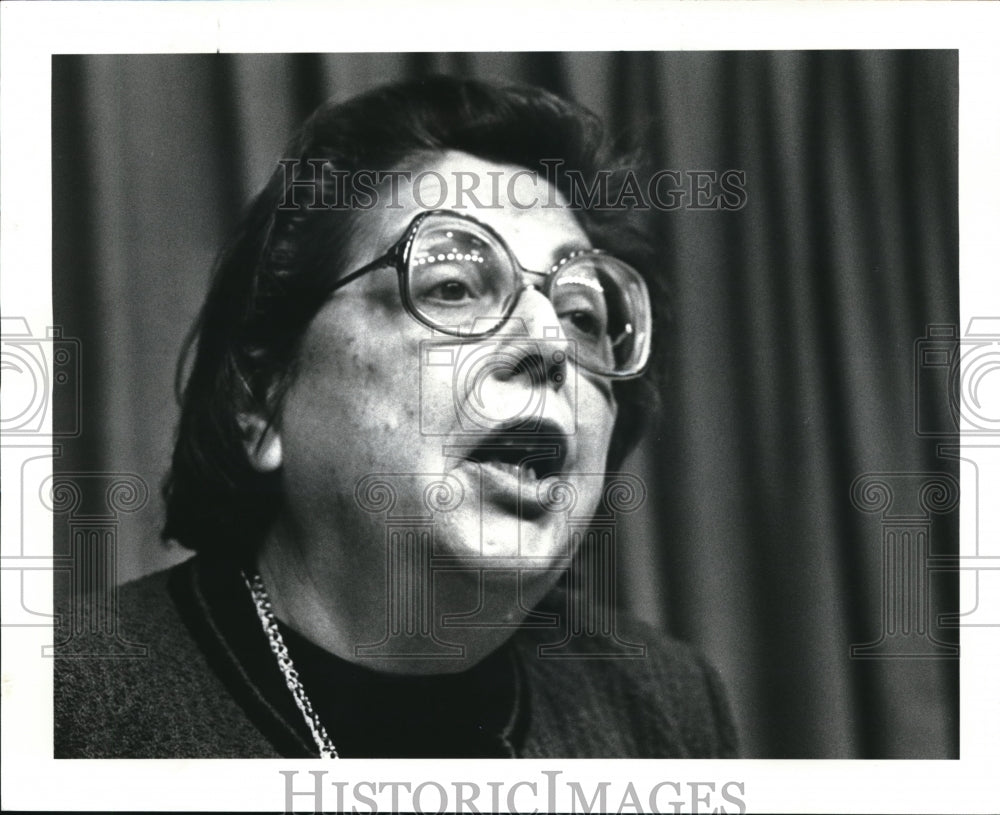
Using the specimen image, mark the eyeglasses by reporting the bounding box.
[330,210,652,378]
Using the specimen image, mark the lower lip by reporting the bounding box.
[454,460,551,518]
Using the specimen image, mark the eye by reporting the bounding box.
[427,279,475,302]
[561,308,605,339]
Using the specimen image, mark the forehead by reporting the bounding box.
[345,150,592,273]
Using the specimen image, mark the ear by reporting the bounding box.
[238,413,283,473]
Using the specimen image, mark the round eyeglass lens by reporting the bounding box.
[406,215,517,334]
[549,253,651,376]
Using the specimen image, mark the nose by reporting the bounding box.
[493,284,570,392]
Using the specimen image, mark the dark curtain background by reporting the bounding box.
[52,51,958,759]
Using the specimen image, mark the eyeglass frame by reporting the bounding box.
[326,208,651,379]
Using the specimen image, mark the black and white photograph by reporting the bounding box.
[2,3,998,814]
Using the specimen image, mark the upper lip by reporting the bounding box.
[447,419,572,480]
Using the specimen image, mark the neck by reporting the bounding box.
[255,528,531,675]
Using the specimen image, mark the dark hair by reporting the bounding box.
[162,75,664,555]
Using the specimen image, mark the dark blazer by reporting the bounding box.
[55,555,739,758]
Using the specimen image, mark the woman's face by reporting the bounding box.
[254,151,619,667]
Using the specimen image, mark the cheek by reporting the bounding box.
[414,345,460,428]
[574,379,618,465]
[280,316,424,464]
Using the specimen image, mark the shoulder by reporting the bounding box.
[512,616,739,758]
[54,559,193,669]
[54,556,276,758]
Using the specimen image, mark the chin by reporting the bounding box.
[430,554,567,658]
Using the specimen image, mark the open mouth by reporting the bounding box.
[452,421,570,494]
[463,438,565,482]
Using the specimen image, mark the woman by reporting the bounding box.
[55,76,738,758]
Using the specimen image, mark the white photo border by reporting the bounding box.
[2,2,998,813]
